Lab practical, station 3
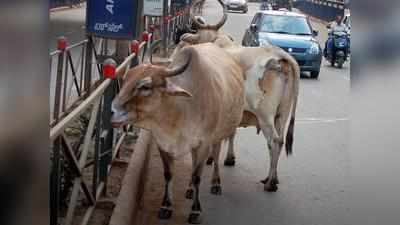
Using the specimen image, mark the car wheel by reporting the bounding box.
[310,71,320,79]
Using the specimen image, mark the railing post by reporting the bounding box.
[84,36,93,97]
[142,31,150,60]
[130,40,140,69]
[162,0,169,57]
[100,59,118,195]
[50,36,67,225]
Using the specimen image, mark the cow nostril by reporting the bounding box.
[111,102,121,114]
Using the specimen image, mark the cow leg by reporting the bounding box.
[263,137,283,192]
[259,117,283,192]
[206,145,214,165]
[210,142,222,195]
[158,150,174,219]
[188,146,209,224]
[224,132,236,166]
[262,86,294,189]
[186,150,197,199]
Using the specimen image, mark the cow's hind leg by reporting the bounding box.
[188,146,209,224]
[224,131,236,166]
[210,142,222,195]
[262,85,294,190]
[259,117,283,192]
[158,150,174,219]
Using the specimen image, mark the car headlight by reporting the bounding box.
[308,42,320,55]
[259,39,270,46]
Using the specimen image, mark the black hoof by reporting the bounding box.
[260,177,279,184]
[206,157,214,165]
[188,213,202,224]
[185,189,194,199]
[158,208,173,220]
[210,185,222,195]
[224,157,235,166]
[260,177,268,184]
[265,184,278,192]
[263,178,279,192]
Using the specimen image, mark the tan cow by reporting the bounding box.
[172,0,300,192]
[111,43,245,224]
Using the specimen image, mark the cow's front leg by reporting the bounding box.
[206,145,214,165]
[158,150,174,219]
[186,150,197,199]
[188,146,209,224]
[210,142,222,195]
[224,131,236,166]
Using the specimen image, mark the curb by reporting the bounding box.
[108,130,153,225]
[50,4,84,13]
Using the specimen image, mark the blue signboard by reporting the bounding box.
[86,0,138,39]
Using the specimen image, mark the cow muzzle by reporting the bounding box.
[111,102,129,128]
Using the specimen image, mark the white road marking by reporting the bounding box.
[296,117,349,124]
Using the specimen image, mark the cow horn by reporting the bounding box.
[162,53,191,78]
[190,0,207,29]
[190,0,227,30]
[208,0,228,30]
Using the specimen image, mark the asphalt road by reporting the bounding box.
[195,2,350,225]
[50,6,86,52]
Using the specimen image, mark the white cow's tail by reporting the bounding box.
[284,56,300,156]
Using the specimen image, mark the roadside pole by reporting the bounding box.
[162,0,169,57]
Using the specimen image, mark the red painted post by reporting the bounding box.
[130,40,140,55]
[149,24,155,33]
[103,59,117,79]
[57,36,67,51]
[142,31,150,42]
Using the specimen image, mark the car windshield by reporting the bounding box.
[259,15,312,35]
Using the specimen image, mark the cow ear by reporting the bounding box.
[163,80,192,97]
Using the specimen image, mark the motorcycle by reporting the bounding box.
[324,30,350,68]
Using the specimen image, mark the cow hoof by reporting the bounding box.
[188,213,202,224]
[185,189,194,199]
[210,185,222,195]
[260,177,279,184]
[263,178,279,192]
[224,157,235,166]
[158,208,173,220]
[206,157,214,165]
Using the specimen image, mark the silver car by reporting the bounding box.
[225,0,248,13]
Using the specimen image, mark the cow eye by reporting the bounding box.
[140,84,152,90]
[138,85,153,97]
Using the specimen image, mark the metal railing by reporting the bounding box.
[50,32,155,225]
[295,0,345,21]
[49,37,104,126]
[144,5,190,55]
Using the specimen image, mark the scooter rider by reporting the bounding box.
[324,15,348,57]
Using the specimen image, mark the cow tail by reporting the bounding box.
[285,57,300,156]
